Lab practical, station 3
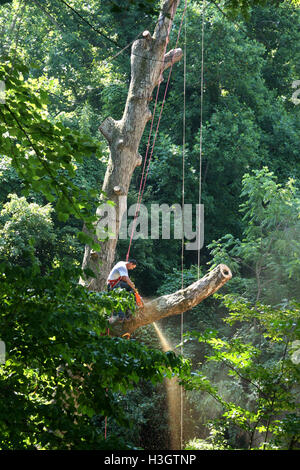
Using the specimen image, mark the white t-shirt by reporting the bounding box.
[107,261,128,281]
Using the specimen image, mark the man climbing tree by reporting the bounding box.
[107,259,144,323]
[107,258,138,294]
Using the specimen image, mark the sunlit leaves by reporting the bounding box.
[188,328,260,369]
[183,294,300,449]
[0,56,100,236]
[217,294,300,343]
[0,193,56,269]
[208,167,300,304]
[0,262,189,449]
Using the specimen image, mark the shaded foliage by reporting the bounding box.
[0,262,189,449]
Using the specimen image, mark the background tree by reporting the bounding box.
[208,167,300,304]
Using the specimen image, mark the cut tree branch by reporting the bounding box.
[109,264,232,336]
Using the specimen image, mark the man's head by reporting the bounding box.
[126,258,137,270]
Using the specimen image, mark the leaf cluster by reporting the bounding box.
[0,56,100,238]
[0,262,190,449]
[182,296,300,449]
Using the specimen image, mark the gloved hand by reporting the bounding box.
[134,290,144,308]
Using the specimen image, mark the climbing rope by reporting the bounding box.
[104,326,109,440]
[126,1,188,261]
[180,0,205,450]
[180,1,187,451]
[198,0,206,279]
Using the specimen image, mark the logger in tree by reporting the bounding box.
[107,259,144,323]
[107,259,138,293]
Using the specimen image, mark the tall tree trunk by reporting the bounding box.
[80,0,182,291]
[79,1,232,328]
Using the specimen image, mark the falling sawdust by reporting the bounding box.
[153,322,182,450]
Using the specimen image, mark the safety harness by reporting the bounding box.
[107,277,121,289]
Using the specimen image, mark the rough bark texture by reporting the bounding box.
[80,0,182,291]
[109,264,232,336]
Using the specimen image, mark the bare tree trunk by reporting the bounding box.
[80,0,182,291]
[109,264,232,336]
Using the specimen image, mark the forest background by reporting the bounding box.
[0,0,299,451]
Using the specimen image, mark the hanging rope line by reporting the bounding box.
[180,1,187,451]
[197,0,205,280]
[104,326,109,440]
[180,0,205,449]
[126,1,188,261]
[126,2,176,261]
[181,7,187,292]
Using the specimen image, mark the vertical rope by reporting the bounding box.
[197,0,205,280]
[126,1,188,261]
[126,3,176,262]
[180,1,187,451]
[104,327,109,440]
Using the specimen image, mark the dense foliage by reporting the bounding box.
[0,261,190,449]
[0,0,299,450]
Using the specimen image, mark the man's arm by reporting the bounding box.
[120,276,137,292]
[121,275,144,308]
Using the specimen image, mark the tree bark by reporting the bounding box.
[109,264,232,336]
[80,0,182,291]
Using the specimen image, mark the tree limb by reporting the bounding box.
[109,264,232,336]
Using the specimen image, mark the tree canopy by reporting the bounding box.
[0,0,299,451]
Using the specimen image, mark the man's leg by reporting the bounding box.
[108,281,131,320]
[114,281,135,319]
[108,281,135,322]
[117,281,134,293]
[107,283,123,322]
